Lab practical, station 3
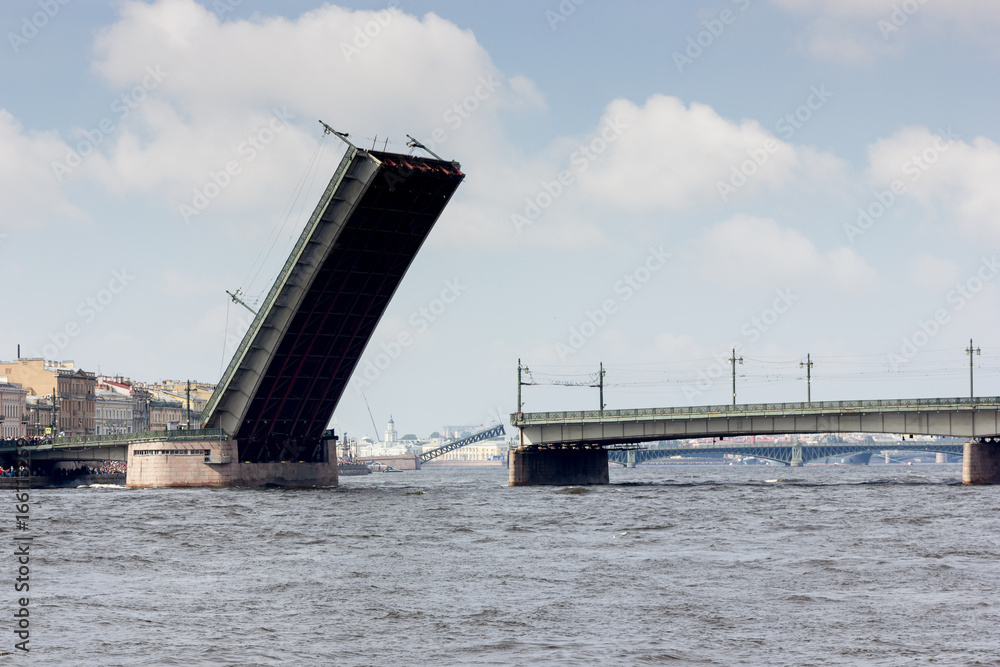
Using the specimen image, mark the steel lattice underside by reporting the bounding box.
[206,149,464,463]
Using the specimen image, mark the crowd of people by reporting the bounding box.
[2,435,128,478]
[54,461,127,477]
[0,461,126,477]
[0,436,54,447]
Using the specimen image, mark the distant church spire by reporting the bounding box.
[384,415,397,445]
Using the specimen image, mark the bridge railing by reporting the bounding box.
[512,396,1000,425]
[42,429,226,448]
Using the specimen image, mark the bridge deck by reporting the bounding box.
[513,397,1000,449]
[202,147,464,461]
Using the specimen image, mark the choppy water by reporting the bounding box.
[9,464,1000,666]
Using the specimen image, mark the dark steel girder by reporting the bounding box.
[203,148,464,462]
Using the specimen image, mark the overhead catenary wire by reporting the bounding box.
[519,350,1000,396]
[242,136,328,296]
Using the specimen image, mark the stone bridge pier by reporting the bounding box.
[508,440,1000,487]
[508,448,608,486]
[963,440,1000,484]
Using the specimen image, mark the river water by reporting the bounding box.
[11,463,1000,666]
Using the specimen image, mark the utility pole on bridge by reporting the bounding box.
[600,362,605,413]
[729,349,743,406]
[800,353,813,403]
[590,362,605,413]
[517,359,535,415]
[966,339,980,398]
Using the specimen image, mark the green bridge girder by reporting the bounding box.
[606,442,965,466]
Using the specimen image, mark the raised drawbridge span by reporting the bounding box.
[201,143,465,463]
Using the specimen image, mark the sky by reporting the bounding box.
[2,0,1000,440]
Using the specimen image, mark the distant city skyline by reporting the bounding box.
[2,0,1000,436]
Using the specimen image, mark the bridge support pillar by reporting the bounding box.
[127,438,338,488]
[626,449,636,468]
[508,448,608,486]
[963,440,1000,484]
[789,445,804,467]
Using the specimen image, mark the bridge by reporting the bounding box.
[3,134,466,488]
[605,442,963,467]
[419,423,506,464]
[201,143,464,463]
[508,397,1000,486]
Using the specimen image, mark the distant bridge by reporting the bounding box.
[606,442,964,467]
[419,423,506,463]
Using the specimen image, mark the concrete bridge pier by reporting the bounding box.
[126,437,338,488]
[963,440,1000,484]
[789,445,804,467]
[509,447,609,486]
[626,449,636,468]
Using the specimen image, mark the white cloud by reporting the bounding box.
[578,95,843,212]
[82,0,543,220]
[866,126,1000,246]
[0,110,82,228]
[769,0,1000,62]
[910,252,961,293]
[695,215,878,292]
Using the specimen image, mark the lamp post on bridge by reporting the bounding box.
[965,339,980,399]
[600,362,605,413]
[729,349,743,406]
[800,354,813,403]
[517,359,535,415]
[591,362,605,413]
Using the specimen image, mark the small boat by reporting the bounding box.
[367,462,403,473]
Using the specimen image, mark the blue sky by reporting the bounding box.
[2,0,1000,439]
